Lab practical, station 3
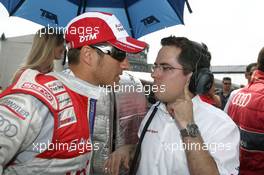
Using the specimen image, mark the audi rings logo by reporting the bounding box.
[0,115,18,137]
[232,92,251,107]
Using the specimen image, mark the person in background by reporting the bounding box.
[115,72,148,145]
[224,62,257,112]
[0,11,147,174]
[11,27,65,83]
[217,77,232,109]
[227,47,264,175]
[245,63,258,82]
[104,36,240,175]
[0,86,3,93]
[199,78,221,108]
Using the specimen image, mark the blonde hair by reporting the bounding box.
[12,27,64,82]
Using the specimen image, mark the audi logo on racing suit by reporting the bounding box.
[0,115,18,137]
[231,92,251,107]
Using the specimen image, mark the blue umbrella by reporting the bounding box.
[0,0,192,38]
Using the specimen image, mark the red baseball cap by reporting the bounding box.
[65,11,147,53]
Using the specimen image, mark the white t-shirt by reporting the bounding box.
[137,96,240,175]
[224,88,240,113]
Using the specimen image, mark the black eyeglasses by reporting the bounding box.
[151,64,184,73]
[91,45,127,62]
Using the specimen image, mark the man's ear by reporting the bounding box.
[80,46,93,65]
[187,72,193,80]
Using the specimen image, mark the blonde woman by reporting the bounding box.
[12,27,65,82]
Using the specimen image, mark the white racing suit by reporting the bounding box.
[0,69,103,175]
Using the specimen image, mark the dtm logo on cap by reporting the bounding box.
[79,27,100,43]
[67,26,100,43]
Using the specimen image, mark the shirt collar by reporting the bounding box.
[157,95,200,117]
[62,68,75,76]
[251,70,264,83]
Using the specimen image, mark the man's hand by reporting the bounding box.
[103,145,135,175]
[166,79,194,129]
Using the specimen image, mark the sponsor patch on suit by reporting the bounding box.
[58,107,77,128]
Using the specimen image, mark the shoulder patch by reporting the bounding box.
[22,82,54,101]
[58,107,77,128]
[45,80,66,94]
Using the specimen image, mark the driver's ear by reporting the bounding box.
[80,46,93,65]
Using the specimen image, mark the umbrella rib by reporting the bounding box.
[185,0,193,13]
[83,0,87,13]
[77,0,85,16]
[10,0,26,16]
[123,1,135,38]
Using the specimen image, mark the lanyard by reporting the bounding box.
[129,102,160,175]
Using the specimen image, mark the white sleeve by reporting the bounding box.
[207,120,240,175]
[224,89,238,113]
[0,94,49,174]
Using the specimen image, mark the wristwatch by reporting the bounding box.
[180,123,200,137]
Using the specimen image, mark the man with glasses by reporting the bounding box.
[0,11,147,174]
[104,36,239,175]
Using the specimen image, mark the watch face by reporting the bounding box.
[180,128,189,137]
[180,123,200,137]
[188,123,200,137]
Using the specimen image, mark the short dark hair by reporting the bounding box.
[160,36,211,75]
[246,62,257,73]
[257,47,264,72]
[222,77,231,82]
[67,48,80,65]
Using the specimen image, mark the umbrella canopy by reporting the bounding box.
[0,0,191,38]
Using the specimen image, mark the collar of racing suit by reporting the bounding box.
[250,70,264,84]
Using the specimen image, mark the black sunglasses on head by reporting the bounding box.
[91,44,127,62]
